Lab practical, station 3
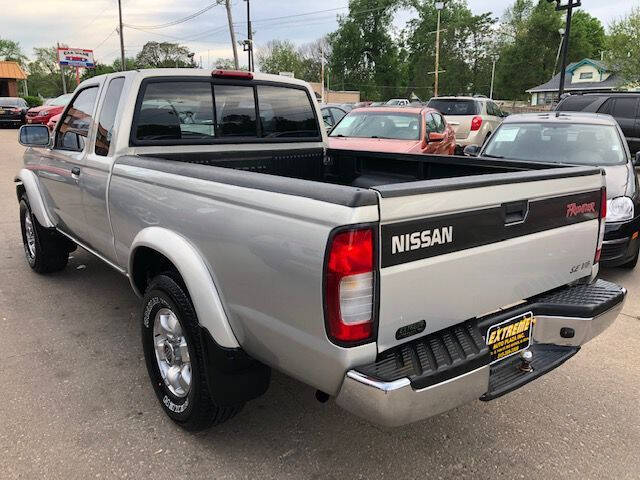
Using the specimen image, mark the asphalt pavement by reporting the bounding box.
[1,127,639,479]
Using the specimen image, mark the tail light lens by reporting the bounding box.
[470,116,483,131]
[594,187,606,263]
[325,227,375,344]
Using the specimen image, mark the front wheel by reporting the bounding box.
[141,273,243,431]
[19,196,70,273]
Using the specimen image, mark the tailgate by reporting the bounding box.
[445,115,471,139]
[373,167,605,352]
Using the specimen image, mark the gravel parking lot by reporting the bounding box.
[1,126,639,480]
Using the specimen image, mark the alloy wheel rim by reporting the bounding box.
[153,308,191,398]
[24,211,36,259]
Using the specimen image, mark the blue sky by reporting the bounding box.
[3,0,639,67]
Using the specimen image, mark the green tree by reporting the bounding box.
[606,7,640,86]
[328,0,402,100]
[0,37,27,65]
[135,42,195,68]
[256,40,304,76]
[212,57,236,69]
[568,11,606,62]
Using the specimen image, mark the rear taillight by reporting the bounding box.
[594,187,606,263]
[471,116,483,131]
[325,227,375,344]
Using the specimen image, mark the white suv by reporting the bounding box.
[427,96,506,153]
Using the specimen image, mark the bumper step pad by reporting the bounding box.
[355,320,490,390]
[481,344,579,401]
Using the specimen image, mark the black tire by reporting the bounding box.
[19,195,71,273]
[621,248,639,269]
[141,273,243,431]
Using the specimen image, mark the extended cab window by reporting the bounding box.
[95,77,125,156]
[257,86,319,138]
[214,85,257,137]
[56,86,99,151]
[136,81,215,141]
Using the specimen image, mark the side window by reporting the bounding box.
[425,113,438,133]
[135,81,215,142]
[95,77,125,156]
[612,98,638,119]
[55,86,99,151]
[215,85,257,137]
[433,113,445,133]
[597,98,613,115]
[330,107,346,124]
[257,85,319,138]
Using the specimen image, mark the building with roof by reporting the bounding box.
[0,61,28,97]
[526,58,625,106]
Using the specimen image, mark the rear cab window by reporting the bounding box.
[132,77,319,145]
[427,99,479,116]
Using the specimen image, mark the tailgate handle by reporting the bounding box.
[503,200,529,225]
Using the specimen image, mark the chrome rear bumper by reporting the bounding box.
[335,284,626,427]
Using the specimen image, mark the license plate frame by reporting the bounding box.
[486,311,534,364]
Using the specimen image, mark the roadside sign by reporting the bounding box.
[57,48,95,68]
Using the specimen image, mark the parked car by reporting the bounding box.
[26,93,72,125]
[328,106,456,155]
[353,101,372,108]
[555,93,640,153]
[320,105,347,131]
[466,111,640,268]
[16,70,625,431]
[0,97,28,127]
[47,113,61,131]
[427,96,507,154]
[369,101,386,107]
[385,98,410,106]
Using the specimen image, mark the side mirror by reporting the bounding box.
[18,124,50,147]
[428,132,445,143]
[463,145,481,157]
[634,151,640,167]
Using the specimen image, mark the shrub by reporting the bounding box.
[22,96,43,108]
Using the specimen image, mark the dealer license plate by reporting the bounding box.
[486,312,534,363]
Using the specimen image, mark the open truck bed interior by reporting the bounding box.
[126,148,601,207]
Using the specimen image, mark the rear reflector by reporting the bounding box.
[325,228,375,344]
[595,187,606,264]
[211,69,254,79]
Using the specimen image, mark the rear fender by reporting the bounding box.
[14,168,56,228]
[129,227,240,349]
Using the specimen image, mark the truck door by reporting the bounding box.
[37,85,99,240]
[81,76,126,263]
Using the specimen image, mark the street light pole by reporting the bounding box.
[548,0,581,100]
[434,1,445,97]
[552,28,565,78]
[489,59,496,99]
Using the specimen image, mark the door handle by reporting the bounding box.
[71,167,81,180]
[503,200,529,225]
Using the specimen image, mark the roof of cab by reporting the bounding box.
[78,68,312,88]
[502,111,618,126]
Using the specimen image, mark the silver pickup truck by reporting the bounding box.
[15,69,626,431]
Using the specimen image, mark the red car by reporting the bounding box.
[47,113,62,131]
[327,106,456,155]
[26,93,72,125]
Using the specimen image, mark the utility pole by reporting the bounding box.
[245,0,253,71]
[117,0,126,71]
[489,59,496,99]
[548,0,581,100]
[434,1,445,97]
[223,0,239,69]
[321,47,325,103]
[57,42,67,94]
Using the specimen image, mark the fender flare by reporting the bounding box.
[14,169,56,228]
[129,227,240,349]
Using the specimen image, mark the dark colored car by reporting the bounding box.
[555,93,640,153]
[467,111,640,268]
[0,97,28,127]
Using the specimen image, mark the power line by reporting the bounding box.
[95,28,118,50]
[123,2,220,30]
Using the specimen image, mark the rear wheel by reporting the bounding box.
[141,273,243,431]
[19,196,71,273]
